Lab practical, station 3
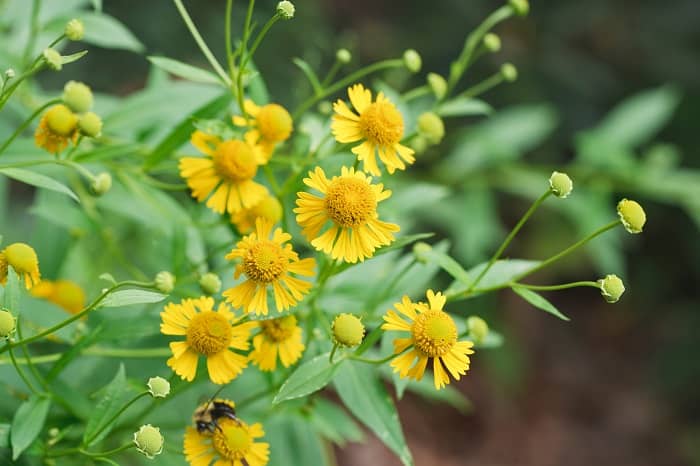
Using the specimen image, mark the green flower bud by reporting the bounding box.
[483,33,501,52]
[0,309,16,339]
[467,316,489,344]
[410,135,429,155]
[91,172,112,196]
[617,199,646,234]
[199,273,222,295]
[62,81,93,113]
[427,73,447,100]
[317,101,333,115]
[417,112,445,145]
[332,313,365,347]
[413,242,432,264]
[4,68,15,79]
[43,48,63,71]
[147,377,171,398]
[154,271,175,294]
[336,48,352,64]
[403,49,422,73]
[598,274,625,303]
[277,1,295,19]
[549,171,573,198]
[133,425,164,459]
[46,104,78,136]
[65,19,84,41]
[508,0,530,16]
[78,112,103,137]
[500,63,518,82]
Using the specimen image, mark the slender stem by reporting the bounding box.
[243,14,280,70]
[367,258,416,312]
[402,85,431,101]
[0,98,61,156]
[263,165,280,194]
[321,61,342,88]
[329,344,339,363]
[225,0,235,78]
[172,0,231,86]
[237,384,276,409]
[348,352,398,365]
[354,326,382,356]
[23,0,41,65]
[456,71,505,100]
[235,0,256,115]
[8,346,39,394]
[84,392,149,446]
[512,281,600,291]
[84,443,134,457]
[0,347,172,366]
[15,320,48,391]
[0,62,45,110]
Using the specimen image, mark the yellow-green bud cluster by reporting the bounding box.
[154,271,176,294]
[147,377,171,398]
[403,49,422,73]
[199,273,222,295]
[78,112,103,137]
[65,19,85,41]
[417,112,445,145]
[508,0,530,16]
[0,309,16,339]
[598,274,625,303]
[336,49,352,64]
[43,48,63,71]
[91,172,112,196]
[549,171,573,198]
[332,313,365,347]
[63,81,93,113]
[133,425,164,459]
[46,104,78,136]
[467,316,489,344]
[483,33,501,52]
[427,73,447,100]
[500,63,518,82]
[277,1,295,19]
[617,199,646,234]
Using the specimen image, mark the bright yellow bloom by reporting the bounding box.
[223,218,315,316]
[184,399,269,466]
[382,290,475,390]
[160,297,255,384]
[231,194,283,234]
[233,100,293,159]
[0,243,41,289]
[294,166,399,263]
[30,279,85,314]
[249,315,304,371]
[179,130,269,215]
[331,83,415,176]
[34,105,78,154]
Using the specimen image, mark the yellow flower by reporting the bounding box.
[179,130,269,215]
[294,166,399,263]
[34,105,78,154]
[184,400,269,466]
[331,83,415,176]
[233,100,293,159]
[223,218,315,316]
[231,194,283,234]
[0,243,41,289]
[160,297,254,384]
[249,315,304,371]
[30,279,85,314]
[382,290,475,390]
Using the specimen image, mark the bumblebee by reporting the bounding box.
[192,399,239,435]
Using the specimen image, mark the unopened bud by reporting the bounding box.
[500,63,518,82]
[154,271,175,294]
[332,313,365,347]
[427,73,447,100]
[0,309,16,339]
[549,171,573,198]
[467,316,489,344]
[65,19,84,41]
[598,274,625,303]
[336,49,352,64]
[78,112,103,137]
[199,273,222,295]
[277,1,295,19]
[91,172,112,196]
[133,425,164,459]
[508,0,530,16]
[403,49,422,73]
[483,33,501,52]
[417,112,445,145]
[147,376,171,398]
[617,199,646,234]
[4,68,15,79]
[413,242,432,263]
[63,81,93,113]
[43,48,63,71]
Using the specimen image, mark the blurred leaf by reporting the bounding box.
[60,50,88,64]
[0,423,8,449]
[472,329,504,349]
[437,97,492,117]
[420,247,470,284]
[400,373,472,414]
[11,395,50,460]
[512,286,570,321]
[273,353,344,404]
[267,415,331,466]
[2,268,20,315]
[81,12,144,52]
[293,58,323,95]
[308,398,364,446]
[99,289,166,308]
[147,56,222,85]
[0,168,78,202]
[83,364,130,446]
[446,259,541,298]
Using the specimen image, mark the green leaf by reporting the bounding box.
[292,58,323,95]
[309,398,364,446]
[437,97,492,117]
[11,395,51,460]
[2,268,20,314]
[446,259,541,298]
[511,286,570,321]
[147,56,222,85]
[400,375,471,414]
[420,247,470,284]
[83,364,130,446]
[61,50,88,65]
[81,12,144,52]
[98,273,117,285]
[99,289,166,308]
[0,424,9,449]
[273,353,344,404]
[334,362,413,466]
[0,168,78,202]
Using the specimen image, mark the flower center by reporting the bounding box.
[359,101,404,147]
[260,315,297,342]
[325,177,377,228]
[411,310,457,358]
[257,104,292,142]
[213,140,258,182]
[186,311,232,355]
[4,243,39,274]
[212,419,252,461]
[243,240,288,283]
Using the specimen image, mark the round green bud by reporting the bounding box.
[417,112,445,145]
[500,63,518,82]
[483,33,501,52]
[467,316,489,344]
[46,104,78,136]
[133,425,164,459]
[199,273,222,295]
[154,271,176,294]
[43,48,63,71]
[65,19,84,41]
[598,274,625,303]
[147,376,171,398]
[403,49,422,73]
[317,101,333,115]
[413,242,432,264]
[276,1,295,19]
[62,81,93,113]
[78,112,103,137]
[336,48,352,64]
[427,73,447,100]
[410,135,429,155]
[5,68,15,79]
[332,313,365,347]
[617,199,646,234]
[508,0,530,16]
[549,171,573,198]
[0,309,16,339]
[91,172,112,196]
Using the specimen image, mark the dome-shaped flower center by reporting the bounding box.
[213,140,258,182]
[212,419,252,461]
[359,101,404,147]
[412,310,457,358]
[186,311,232,355]
[257,104,292,142]
[4,243,39,275]
[243,240,288,283]
[325,177,377,228]
[260,315,297,342]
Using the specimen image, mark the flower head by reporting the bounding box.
[331,84,415,176]
[223,218,315,315]
[332,313,365,347]
[160,297,255,384]
[598,274,625,303]
[249,315,305,371]
[180,131,269,215]
[91,172,112,195]
[382,290,475,390]
[231,194,283,234]
[617,199,646,234]
[276,1,295,19]
[62,81,93,113]
[65,19,84,41]
[147,376,171,398]
[0,309,16,339]
[30,279,85,314]
[403,49,422,73]
[0,243,41,289]
[549,171,573,198]
[233,100,293,160]
[294,166,399,263]
[34,105,78,154]
[155,271,176,294]
[184,400,269,466]
[133,425,164,459]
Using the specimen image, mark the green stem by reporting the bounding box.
[225,0,235,78]
[0,347,172,366]
[402,85,431,101]
[348,352,397,365]
[263,165,280,194]
[15,320,48,391]
[235,0,256,114]
[329,343,339,363]
[0,62,45,110]
[0,98,61,156]
[8,346,40,395]
[243,14,280,70]
[456,71,505,100]
[84,392,149,446]
[23,0,41,65]
[512,281,600,291]
[84,443,134,457]
[354,326,383,356]
[321,61,342,88]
